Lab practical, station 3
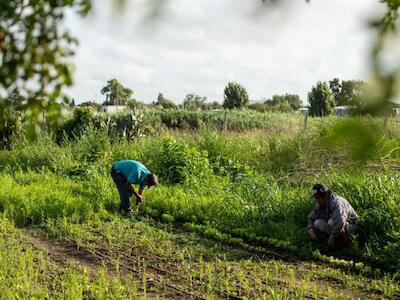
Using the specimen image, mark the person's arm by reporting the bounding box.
[124,180,141,200]
[124,181,134,195]
[134,188,144,212]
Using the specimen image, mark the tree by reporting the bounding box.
[264,93,302,111]
[0,0,91,138]
[156,93,177,109]
[248,103,270,112]
[183,93,207,111]
[329,78,367,106]
[127,99,146,110]
[275,100,292,112]
[78,101,101,111]
[329,78,341,104]
[0,88,26,146]
[210,101,222,110]
[7,88,25,112]
[223,82,249,109]
[69,99,76,109]
[1,0,398,140]
[308,81,335,117]
[101,79,133,106]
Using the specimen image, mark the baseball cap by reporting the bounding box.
[311,183,329,198]
[148,174,158,186]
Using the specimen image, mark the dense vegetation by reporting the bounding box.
[1,111,400,276]
[2,0,400,297]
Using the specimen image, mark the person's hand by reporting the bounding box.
[309,229,318,241]
[134,196,142,213]
[134,204,140,214]
[135,193,142,202]
[135,194,142,207]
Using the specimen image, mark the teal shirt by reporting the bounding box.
[113,160,150,189]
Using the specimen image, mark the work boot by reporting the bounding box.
[120,209,132,218]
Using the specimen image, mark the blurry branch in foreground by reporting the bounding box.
[0,0,91,139]
[363,1,400,115]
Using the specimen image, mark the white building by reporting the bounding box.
[297,107,309,116]
[98,105,128,113]
[335,106,351,117]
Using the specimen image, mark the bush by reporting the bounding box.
[148,138,213,184]
[0,136,77,173]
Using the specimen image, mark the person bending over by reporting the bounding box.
[111,160,158,216]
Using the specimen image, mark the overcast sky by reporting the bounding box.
[65,0,385,105]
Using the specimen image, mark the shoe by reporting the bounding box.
[120,209,132,218]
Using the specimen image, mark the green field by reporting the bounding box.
[1,111,400,299]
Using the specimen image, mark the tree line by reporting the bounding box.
[74,78,382,116]
[1,0,399,145]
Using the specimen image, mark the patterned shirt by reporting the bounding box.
[308,193,358,237]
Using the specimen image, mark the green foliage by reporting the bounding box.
[0,215,141,298]
[183,93,207,111]
[149,138,212,184]
[1,114,400,273]
[329,78,366,107]
[365,0,400,117]
[127,98,147,110]
[57,106,95,140]
[143,109,297,131]
[0,89,25,147]
[72,130,111,163]
[0,0,91,138]
[161,213,175,223]
[156,93,177,109]
[0,136,77,173]
[308,81,335,117]
[320,119,379,161]
[265,94,303,111]
[0,173,97,226]
[223,82,249,109]
[58,109,145,141]
[101,78,133,105]
[93,110,145,139]
[248,102,271,113]
[77,101,101,111]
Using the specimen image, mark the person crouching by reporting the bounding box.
[308,184,358,250]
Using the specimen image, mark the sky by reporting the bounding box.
[65,0,385,105]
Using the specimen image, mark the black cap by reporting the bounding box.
[311,183,329,198]
[148,174,158,186]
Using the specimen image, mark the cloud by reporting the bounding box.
[65,0,385,104]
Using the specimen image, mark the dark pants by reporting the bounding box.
[110,166,132,214]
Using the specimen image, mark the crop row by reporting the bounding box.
[141,209,383,277]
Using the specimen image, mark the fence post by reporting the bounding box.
[303,112,308,132]
[223,110,228,133]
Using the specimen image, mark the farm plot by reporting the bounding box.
[0,117,400,298]
[15,216,400,299]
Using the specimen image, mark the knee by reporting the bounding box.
[314,219,328,232]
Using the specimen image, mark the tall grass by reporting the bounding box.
[1,115,400,271]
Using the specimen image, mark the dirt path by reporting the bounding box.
[20,225,396,300]
[24,229,101,273]
[22,229,190,299]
